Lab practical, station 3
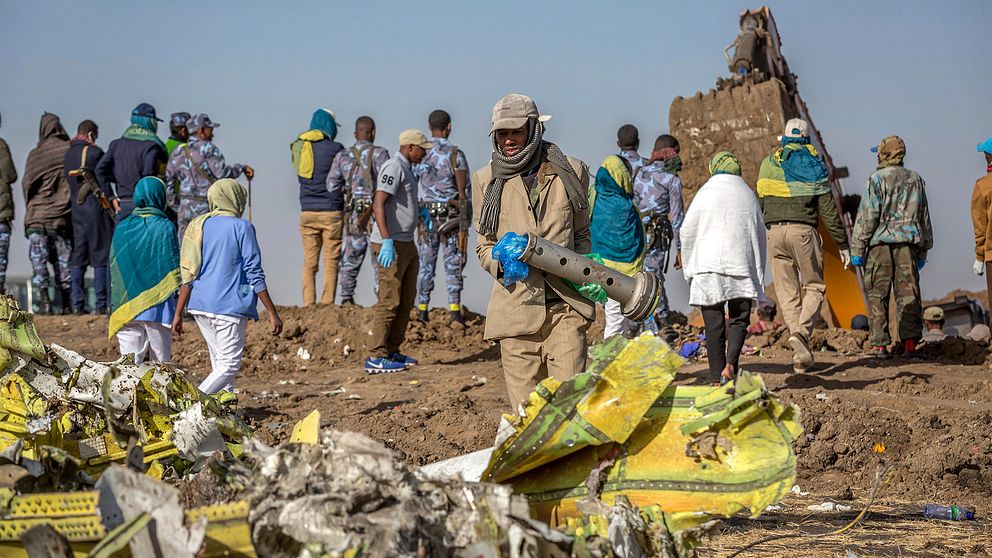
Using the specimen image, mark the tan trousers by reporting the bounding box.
[498,302,590,410]
[300,211,343,306]
[767,222,825,339]
[369,241,418,357]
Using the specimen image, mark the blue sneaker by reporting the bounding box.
[364,357,407,375]
[389,352,418,366]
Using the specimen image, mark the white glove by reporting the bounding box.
[839,249,852,270]
[975,259,986,276]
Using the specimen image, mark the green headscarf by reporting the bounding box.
[709,151,742,176]
[179,178,248,283]
[121,115,166,149]
[132,176,169,218]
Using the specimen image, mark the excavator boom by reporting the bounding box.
[670,6,866,327]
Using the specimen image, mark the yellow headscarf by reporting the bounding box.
[179,178,247,284]
[709,151,742,176]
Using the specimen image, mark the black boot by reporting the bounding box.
[417,308,430,323]
[37,289,52,315]
[449,309,465,327]
[59,288,72,315]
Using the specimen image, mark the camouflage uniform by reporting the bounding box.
[165,136,245,239]
[28,231,71,290]
[0,222,10,288]
[632,161,685,323]
[851,151,933,347]
[620,149,649,178]
[412,137,470,309]
[326,141,389,302]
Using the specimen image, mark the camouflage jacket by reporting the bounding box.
[413,137,470,203]
[620,149,649,178]
[632,162,685,250]
[327,141,390,203]
[851,164,933,259]
[165,138,244,207]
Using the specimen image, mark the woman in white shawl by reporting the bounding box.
[681,151,766,384]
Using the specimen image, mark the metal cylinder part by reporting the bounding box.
[519,234,660,322]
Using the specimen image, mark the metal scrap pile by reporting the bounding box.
[0,295,249,491]
[0,295,804,557]
[229,334,804,558]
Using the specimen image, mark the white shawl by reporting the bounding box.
[681,174,766,289]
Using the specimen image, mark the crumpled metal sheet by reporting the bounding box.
[479,332,804,554]
[95,464,206,557]
[240,429,572,558]
[171,402,227,463]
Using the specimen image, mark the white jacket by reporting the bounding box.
[681,173,766,286]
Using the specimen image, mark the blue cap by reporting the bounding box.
[131,102,162,122]
[978,137,992,155]
[869,145,878,153]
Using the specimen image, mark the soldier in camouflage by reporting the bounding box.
[850,135,933,357]
[327,116,390,304]
[631,134,684,342]
[165,113,253,239]
[617,124,648,177]
[413,110,470,325]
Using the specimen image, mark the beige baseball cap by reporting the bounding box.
[398,129,433,149]
[922,306,944,321]
[490,93,551,133]
[782,118,809,139]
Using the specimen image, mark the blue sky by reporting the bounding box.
[1,1,990,312]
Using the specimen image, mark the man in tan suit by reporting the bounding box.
[473,93,594,409]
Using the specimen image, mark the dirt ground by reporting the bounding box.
[33,303,992,556]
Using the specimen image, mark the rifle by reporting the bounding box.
[68,145,115,219]
[644,212,674,272]
[458,199,470,268]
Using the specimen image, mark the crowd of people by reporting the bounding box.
[0,94,989,409]
[0,105,268,395]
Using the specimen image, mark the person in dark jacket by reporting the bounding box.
[95,103,167,222]
[64,120,115,314]
[292,108,345,306]
[0,113,17,294]
[23,113,73,314]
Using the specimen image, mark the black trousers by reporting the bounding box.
[700,298,752,382]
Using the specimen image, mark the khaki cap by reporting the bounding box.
[490,93,551,133]
[398,129,433,149]
[922,306,944,321]
[870,135,906,155]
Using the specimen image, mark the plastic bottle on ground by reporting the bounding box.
[923,504,975,520]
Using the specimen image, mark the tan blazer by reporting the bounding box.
[473,153,595,340]
[971,172,992,262]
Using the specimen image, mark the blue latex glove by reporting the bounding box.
[418,207,433,232]
[492,232,529,286]
[377,238,396,268]
[850,255,865,267]
[679,341,701,358]
[917,259,926,271]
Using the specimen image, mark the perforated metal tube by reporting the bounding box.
[519,235,660,322]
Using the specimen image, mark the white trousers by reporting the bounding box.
[117,321,173,365]
[604,299,628,339]
[194,314,248,394]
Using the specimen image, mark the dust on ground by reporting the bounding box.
[32,304,992,556]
